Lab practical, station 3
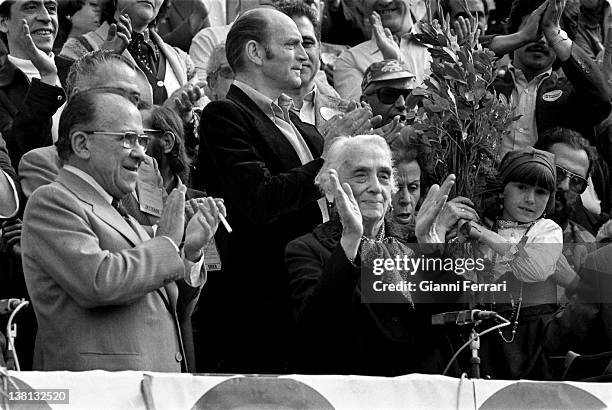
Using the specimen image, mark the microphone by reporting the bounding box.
[431,309,497,325]
[0,299,24,314]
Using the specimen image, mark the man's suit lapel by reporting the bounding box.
[56,169,142,246]
[228,85,315,169]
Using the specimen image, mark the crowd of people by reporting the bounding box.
[1,0,612,381]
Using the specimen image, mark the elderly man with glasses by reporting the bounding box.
[21,89,224,372]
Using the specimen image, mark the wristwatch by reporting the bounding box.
[549,29,569,48]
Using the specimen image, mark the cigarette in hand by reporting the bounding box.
[219,213,232,233]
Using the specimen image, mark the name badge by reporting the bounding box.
[542,90,563,102]
[204,239,222,271]
[137,181,164,217]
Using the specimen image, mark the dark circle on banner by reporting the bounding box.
[479,382,606,409]
[2,377,54,410]
[156,81,164,87]
[190,376,335,410]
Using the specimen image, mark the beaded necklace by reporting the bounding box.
[489,219,534,343]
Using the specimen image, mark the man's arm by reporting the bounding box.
[22,184,185,309]
[559,43,611,129]
[2,20,65,169]
[0,133,18,217]
[199,101,324,225]
[2,79,65,170]
[333,49,365,101]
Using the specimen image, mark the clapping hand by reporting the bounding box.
[156,184,187,248]
[451,15,480,48]
[370,11,402,61]
[542,0,566,38]
[183,197,226,261]
[320,103,380,141]
[101,13,132,55]
[17,20,57,84]
[164,83,205,123]
[518,0,548,43]
[415,174,455,244]
[371,115,405,145]
[329,169,362,261]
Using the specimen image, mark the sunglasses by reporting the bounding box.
[83,131,150,151]
[556,165,588,194]
[367,87,413,104]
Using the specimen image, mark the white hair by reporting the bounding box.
[315,134,397,196]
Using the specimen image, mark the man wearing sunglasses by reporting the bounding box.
[360,59,416,127]
[535,127,608,240]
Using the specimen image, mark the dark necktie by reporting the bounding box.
[111,198,131,221]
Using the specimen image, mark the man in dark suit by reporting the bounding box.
[196,7,331,373]
[21,89,224,371]
[491,0,610,156]
[0,0,72,170]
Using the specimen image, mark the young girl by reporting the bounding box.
[465,147,563,380]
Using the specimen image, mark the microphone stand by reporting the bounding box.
[469,327,481,379]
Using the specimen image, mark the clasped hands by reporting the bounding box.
[155,184,226,263]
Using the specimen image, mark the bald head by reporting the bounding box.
[226,8,298,73]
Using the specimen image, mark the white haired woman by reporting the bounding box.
[285,134,464,376]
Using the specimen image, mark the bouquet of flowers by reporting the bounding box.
[410,10,517,213]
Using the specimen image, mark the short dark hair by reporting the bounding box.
[274,0,321,41]
[56,89,135,162]
[225,9,270,72]
[535,127,595,177]
[0,0,15,45]
[0,0,14,18]
[508,0,546,34]
[390,130,434,192]
[65,50,136,97]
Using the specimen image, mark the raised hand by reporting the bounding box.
[329,169,362,261]
[164,83,205,123]
[518,0,548,43]
[156,184,187,247]
[415,174,455,243]
[452,15,480,48]
[189,0,210,36]
[183,197,225,261]
[370,115,405,145]
[320,106,377,150]
[370,11,401,61]
[17,20,57,84]
[101,13,132,54]
[542,0,566,36]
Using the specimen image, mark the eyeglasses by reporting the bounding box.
[556,165,588,194]
[83,131,150,150]
[143,129,164,137]
[367,87,413,104]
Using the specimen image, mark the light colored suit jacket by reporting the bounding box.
[21,168,198,371]
[60,22,196,104]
